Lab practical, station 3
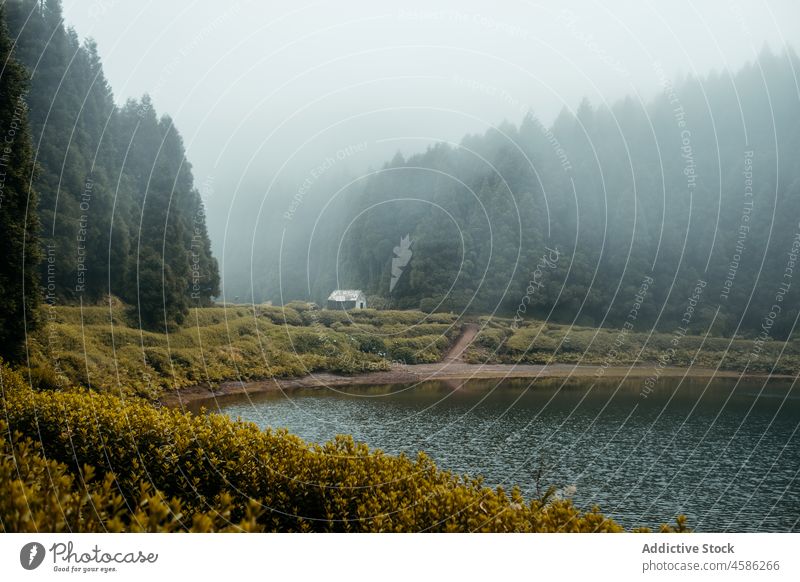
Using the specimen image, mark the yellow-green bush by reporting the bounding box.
[386,335,451,364]
[0,424,262,532]
[0,364,685,533]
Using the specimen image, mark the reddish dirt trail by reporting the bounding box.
[163,323,773,408]
[443,323,479,362]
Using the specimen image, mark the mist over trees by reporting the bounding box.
[235,49,800,339]
[2,0,219,332]
[3,0,798,344]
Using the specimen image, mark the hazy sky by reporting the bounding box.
[60,0,800,247]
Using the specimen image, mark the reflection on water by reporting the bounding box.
[194,376,800,532]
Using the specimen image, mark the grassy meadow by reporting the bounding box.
[25,301,797,402]
[27,301,459,399]
[466,316,800,375]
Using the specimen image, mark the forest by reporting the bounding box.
[0,0,218,359]
[237,48,800,341]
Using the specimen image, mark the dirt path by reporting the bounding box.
[161,321,791,409]
[443,323,479,362]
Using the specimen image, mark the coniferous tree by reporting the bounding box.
[0,8,40,361]
[2,0,220,330]
[242,48,800,339]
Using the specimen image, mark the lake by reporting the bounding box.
[195,375,799,532]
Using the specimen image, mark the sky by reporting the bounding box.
[60,0,800,251]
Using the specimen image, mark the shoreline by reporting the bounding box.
[159,361,786,408]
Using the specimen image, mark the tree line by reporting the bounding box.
[0,0,219,360]
[281,48,799,340]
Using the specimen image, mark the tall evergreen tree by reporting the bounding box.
[0,8,40,361]
[2,0,220,330]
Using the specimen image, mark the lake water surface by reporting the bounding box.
[198,376,799,531]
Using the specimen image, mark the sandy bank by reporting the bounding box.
[159,361,773,408]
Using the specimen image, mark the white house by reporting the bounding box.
[327,289,367,310]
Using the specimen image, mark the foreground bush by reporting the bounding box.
[0,426,262,532]
[0,365,685,532]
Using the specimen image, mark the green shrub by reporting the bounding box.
[25,364,65,391]
[353,334,386,354]
[257,305,303,326]
[306,309,350,327]
[288,330,327,353]
[477,328,509,350]
[283,301,318,313]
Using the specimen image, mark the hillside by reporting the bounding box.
[27,302,460,398]
[233,49,800,343]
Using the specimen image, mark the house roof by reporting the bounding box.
[327,289,364,302]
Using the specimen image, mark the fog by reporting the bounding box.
[60,0,800,305]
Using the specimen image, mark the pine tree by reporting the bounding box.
[3,0,220,330]
[0,8,41,361]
